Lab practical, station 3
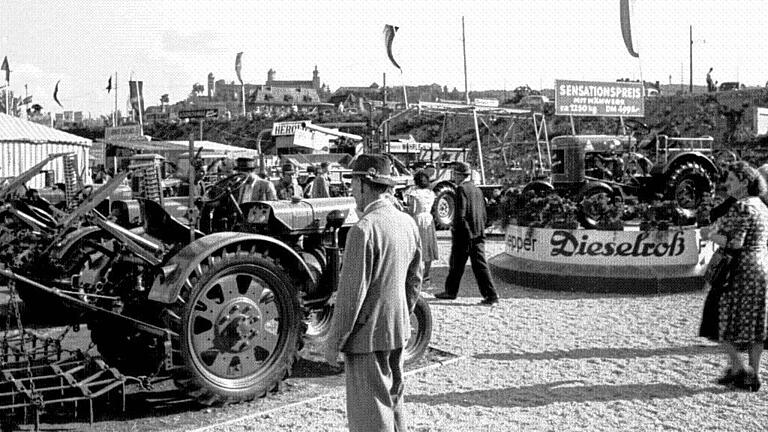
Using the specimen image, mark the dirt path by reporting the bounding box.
[190,239,768,432]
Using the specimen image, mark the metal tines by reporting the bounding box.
[63,153,79,210]
[0,350,126,429]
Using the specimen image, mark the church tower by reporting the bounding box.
[312,65,320,90]
[207,73,215,98]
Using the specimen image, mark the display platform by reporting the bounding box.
[489,225,715,294]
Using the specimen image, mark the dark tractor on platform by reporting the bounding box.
[521,133,719,225]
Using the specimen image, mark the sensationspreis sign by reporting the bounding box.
[554,79,644,117]
[504,226,701,265]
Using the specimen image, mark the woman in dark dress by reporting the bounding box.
[701,161,768,391]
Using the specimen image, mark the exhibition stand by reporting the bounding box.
[489,225,715,294]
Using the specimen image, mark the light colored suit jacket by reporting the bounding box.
[240,173,277,202]
[329,197,422,354]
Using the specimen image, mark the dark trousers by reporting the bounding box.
[444,234,498,300]
[344,348,406,432]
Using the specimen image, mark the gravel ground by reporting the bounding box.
[187,237,768,432]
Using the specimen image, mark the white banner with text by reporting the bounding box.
[504,226,708,266]
[555,79,645,117]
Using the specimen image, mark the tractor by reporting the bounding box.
[520,132,720,227]
[0,162,432,406]
[384,146,503,230]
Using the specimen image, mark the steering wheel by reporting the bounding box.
[199,172,249,203]
[71,185,94,205]
[622,118,650,134]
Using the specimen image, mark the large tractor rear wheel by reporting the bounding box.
[432,184,456,230]
[170,251,302,405]
[665,161,714,210]
[404,296,432,365]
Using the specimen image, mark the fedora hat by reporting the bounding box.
[281,163,296,174]
[349,154,396,186]
[454,161,472,175]
[236,157,257,171]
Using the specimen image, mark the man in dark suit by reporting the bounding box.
[435,161,499,305]
[324,154,422,432]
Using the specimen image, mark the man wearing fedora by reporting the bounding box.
[325,154,422,432]
[276,163,302,200]
[435,161,499,305]
[237,157,277,202]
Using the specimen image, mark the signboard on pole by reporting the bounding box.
[555,79,645,117]
[473,98,499,108]
[178,109,218,119]
[104,125,143,141]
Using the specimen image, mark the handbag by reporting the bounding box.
[704,248,734,288]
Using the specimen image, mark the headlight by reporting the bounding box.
[246,205,270,224]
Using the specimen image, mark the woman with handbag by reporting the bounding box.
[700,161,768,391]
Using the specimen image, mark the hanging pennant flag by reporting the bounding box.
[235,52,244,85]
[0,57,9,82]
[129,80,144,115]
[53,80,63,108]
[383,24,401,70]
[106,76,112,93]
[620,0,639,57]
[21,95,32,105]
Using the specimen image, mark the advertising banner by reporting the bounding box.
[555,79,644,117]
[293,127,330,152]
[504,226,707,266]
[272,121,309,136]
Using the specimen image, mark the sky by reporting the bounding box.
[2,0,768,116]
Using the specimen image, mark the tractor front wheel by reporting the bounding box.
[665,161,714,210]
[170,251,302,405]
[433,184,456,230]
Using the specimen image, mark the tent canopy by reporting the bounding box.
[0,113,91,146]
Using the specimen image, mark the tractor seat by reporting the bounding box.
[140,199,204,243]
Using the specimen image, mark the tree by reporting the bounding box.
[189,83,205,99]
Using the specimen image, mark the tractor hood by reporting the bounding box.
[243,197,359,234]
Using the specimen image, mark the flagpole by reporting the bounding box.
[400,71,408,108]
[114,72,118,127]
[462,16,469,105]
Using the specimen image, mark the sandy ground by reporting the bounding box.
[185,237,768,432]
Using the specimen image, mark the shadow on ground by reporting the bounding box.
[473,344,721,362]
[409,381,729,409]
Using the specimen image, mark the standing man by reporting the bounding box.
[311,162,331,198]
[435,162,499,305]
[237,157,277,202]
[275,163,302,200]
[707,67,715,92]
[325,154,422,432]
